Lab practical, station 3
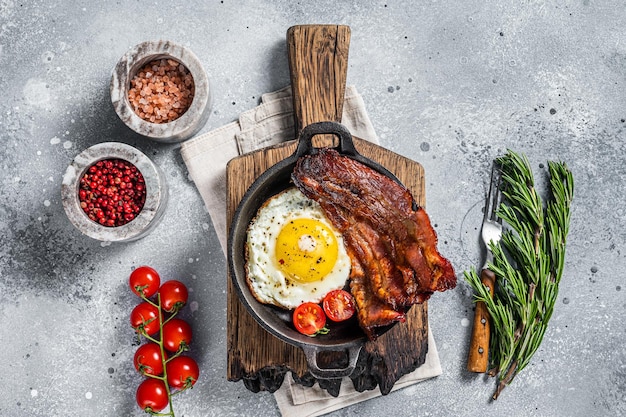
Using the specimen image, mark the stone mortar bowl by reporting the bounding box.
[61,142,168,242]
[110,40,212,143]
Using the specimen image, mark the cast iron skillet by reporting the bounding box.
[227,121,409,379]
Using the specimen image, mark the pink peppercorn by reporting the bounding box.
[78,159,146,227]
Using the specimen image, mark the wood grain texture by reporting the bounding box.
[226,137,429,395]
[467,268,496,373]
[288,25,350,133]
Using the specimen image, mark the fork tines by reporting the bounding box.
[484,163,503,223]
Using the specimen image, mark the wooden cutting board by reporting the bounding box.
[225,136,429,396]
[225,24,430,396]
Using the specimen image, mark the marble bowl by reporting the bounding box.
[61,142,168,242]
[110,40,212,143]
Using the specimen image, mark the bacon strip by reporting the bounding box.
[347,245,406,341]
[293,148,456,339]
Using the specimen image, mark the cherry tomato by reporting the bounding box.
[293,302,328,336]
[166,355,200,390]
[130,266,161,298]
[136,378,169,412]
[134,342,166,376]
[130,302,160,336]
[322,289,356,322]
[158,280,189,313]
[162,318,193,352]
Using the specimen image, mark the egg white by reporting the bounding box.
[245,187,350,310]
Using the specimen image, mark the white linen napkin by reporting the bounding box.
[180,85,443,416]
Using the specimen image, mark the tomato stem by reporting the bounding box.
[170,385,191,397]
[164,346,184,364]
[134,284,150,296]
[162,313,177,327]
[141,371,166,382]
[141,293,160,309]
[141,332,160,345]
[154,292,176,417]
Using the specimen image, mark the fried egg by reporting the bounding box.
[245,187,350,310]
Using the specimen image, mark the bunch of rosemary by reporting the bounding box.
[465,150,574,399]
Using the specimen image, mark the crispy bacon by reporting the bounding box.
[292,148,456,339]
[348,245,406,341]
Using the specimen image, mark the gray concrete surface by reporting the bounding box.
[1,1,624,416]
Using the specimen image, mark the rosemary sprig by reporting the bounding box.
[465,150,574,400]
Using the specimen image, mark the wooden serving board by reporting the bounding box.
[226,136,429,396]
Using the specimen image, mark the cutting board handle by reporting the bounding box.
[287,24,351,135]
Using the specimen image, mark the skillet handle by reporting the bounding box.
[302,344,362,380]
[295,121,358,157]
[287,25,350,134]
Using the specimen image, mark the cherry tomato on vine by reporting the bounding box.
[130,302,160,336]
[322,289,356,322]
[136,378,169,412]
[158,280,189,313]
[166,355,200,390]
[129,266,161,298]
[134,342,166,376]
[293,302,328,336]
[162,318,193,352]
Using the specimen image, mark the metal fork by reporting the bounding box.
[467,163,503,373]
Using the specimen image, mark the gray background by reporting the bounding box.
[1,1,624,416]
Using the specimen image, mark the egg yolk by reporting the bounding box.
[275,218,339,283]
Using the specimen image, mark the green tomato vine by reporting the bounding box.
[131,270,198,416]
